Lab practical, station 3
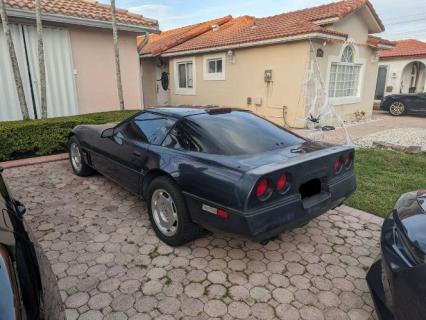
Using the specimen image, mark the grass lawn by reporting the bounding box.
[345,148,426,217]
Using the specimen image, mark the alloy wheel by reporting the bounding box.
[389,102,405,116]
[70,143,83,172]
[151,189,179,236]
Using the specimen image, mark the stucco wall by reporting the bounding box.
[165,41,310,127]
[379,58,426,95]
[69,27,143,114]
[315,11,379,121]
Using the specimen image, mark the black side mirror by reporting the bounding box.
[101,128,114,138]
[14,200,26,216]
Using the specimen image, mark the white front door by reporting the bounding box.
[156,64,169,106]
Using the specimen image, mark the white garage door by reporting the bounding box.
[0,24,78,121]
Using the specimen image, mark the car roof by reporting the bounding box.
[145,106,248,119]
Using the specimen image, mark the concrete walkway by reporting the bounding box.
[4,160,383,320]
[293,111,426,145]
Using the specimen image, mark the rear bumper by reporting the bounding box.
[185,171,356,241]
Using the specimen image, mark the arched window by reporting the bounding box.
[328,45,361,98]
[341,46,354,63]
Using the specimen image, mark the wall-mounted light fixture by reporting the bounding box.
[227,50,235,64]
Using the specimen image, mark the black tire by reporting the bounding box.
[388,101,406,116]
[68,136,95,177]
[147,176,204,246]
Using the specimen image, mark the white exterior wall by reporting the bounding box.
[378,57,426,96]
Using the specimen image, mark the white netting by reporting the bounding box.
[298,40,353,146]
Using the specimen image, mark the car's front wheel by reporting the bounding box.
[389,101,406,116]
[68,136,95,177]
[147,176,204,246]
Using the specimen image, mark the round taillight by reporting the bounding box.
[333,158,342,173]
[344,153,354,169]
[276,174,288,192]
[256,179,269,198]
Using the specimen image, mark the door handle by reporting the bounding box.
[132,151,142,157]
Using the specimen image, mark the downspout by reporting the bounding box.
[138,31,150,51]
[138,31,150,109]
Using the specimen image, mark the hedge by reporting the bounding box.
[0,110,139,161]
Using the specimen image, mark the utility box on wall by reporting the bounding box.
[264,70,273,82]
[253,96,262,106]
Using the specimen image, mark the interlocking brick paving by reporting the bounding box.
[5,161,383,320]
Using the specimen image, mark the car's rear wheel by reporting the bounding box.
[147,176,204,246]
[389,101,406,116]
[68,136,95,177]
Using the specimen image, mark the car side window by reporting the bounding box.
[118,112,176,145]
[162,122,202,152]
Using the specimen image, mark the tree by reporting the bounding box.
[35,0,47,119]
[0,0,30,120]
[111,0,125,110]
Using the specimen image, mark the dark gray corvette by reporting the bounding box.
[68,107,356,246]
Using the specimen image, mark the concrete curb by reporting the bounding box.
[0,153,68,169]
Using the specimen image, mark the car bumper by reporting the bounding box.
[366,214,426,320]
[184,171,356,242]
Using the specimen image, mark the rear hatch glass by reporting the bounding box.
[184,111,305,155]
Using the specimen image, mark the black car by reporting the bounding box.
[68,107,356,246]
[0,167,44,319]
[380,93,426,116]
[367,190,426,320]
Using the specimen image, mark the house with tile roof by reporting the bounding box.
[140,0,392,127]
[375,39,426,100]
[0,0,159,121]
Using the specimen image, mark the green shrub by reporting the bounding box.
[0,110,139,161]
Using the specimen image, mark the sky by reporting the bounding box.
[100,0,426,40]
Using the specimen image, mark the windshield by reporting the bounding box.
[182,111,305,155]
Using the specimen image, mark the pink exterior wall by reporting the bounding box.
[69,27,143,114]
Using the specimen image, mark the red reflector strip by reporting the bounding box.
[202,204,229,219]
[217,209,229,219]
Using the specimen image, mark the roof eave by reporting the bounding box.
[361,3,384,33]
[337,2,383,34]
[6,8,160,33]
[380,54,426,60]
[154,32,347,58]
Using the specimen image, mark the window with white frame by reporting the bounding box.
[203,53,225,80]
[328,46,361,98]
[208,58,222,73]
[178,62,193,89]
[174,57,196,95]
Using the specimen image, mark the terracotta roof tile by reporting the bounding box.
[367,35,395,48]
[5,0,158,28]
[380,39,426,59]
[139,16,232,55]
[141,0,383,56]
